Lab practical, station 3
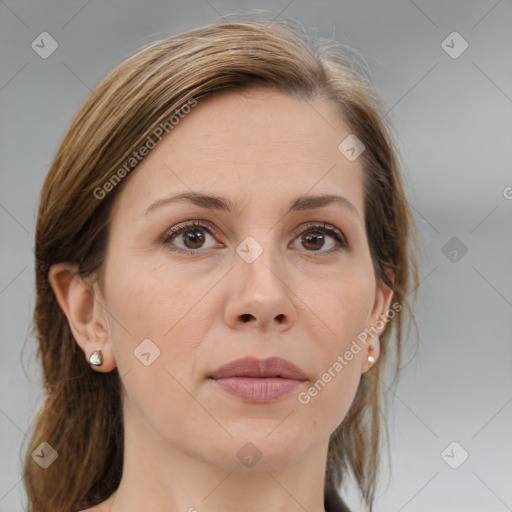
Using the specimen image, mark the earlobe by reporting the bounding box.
[48,263,117,372]
[361,337,381,374]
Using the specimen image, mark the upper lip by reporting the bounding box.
[209,356,308,381]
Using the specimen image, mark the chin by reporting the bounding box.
[201,432,309,472]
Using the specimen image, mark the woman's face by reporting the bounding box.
[99,87,393,471]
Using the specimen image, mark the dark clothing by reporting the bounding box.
[324,488,352,512]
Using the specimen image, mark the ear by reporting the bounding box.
[48,262,117,372]
[361,266,395,374]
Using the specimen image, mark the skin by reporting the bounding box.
[50,87,394,512]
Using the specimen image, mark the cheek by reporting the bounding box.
[321,357,362,407]
[297,349,363,440]
[103,255,217,403]
[298,260,375,341]
[293,264,374,421]
[104,264,208,435]
[104,255,204,338]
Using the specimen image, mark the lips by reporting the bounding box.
[208,356,308,381]
[208,356,308,402]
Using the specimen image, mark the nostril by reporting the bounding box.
[241,313,253,322]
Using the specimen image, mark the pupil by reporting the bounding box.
[184,229,204,249]
[304,232,324,250]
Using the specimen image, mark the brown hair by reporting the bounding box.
[23,14,419,512]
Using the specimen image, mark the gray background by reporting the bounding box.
[1,1,511,511]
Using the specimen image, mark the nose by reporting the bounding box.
[223,243,297,332]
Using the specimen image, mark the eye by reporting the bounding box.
[161,220,222,254]
[290,222,347,254]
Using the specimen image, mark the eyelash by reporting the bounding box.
[161,220,348,256]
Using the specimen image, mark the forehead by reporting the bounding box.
[109,87,365,223]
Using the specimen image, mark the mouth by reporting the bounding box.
[208,356,308,403]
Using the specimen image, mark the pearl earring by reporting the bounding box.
[88,349,104,366]
[367,355,376,364]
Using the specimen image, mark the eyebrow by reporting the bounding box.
[143,191,362,222]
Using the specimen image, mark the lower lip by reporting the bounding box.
[210,377,305,402]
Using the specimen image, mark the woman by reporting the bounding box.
[24,15,419,512]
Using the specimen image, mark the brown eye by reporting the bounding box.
[300,231,327,251]
[162,221,221,254]
[292,223,347,254]
[180,228,206,250]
